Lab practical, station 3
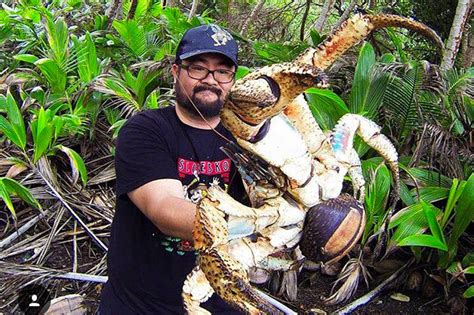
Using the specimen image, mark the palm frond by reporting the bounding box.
[92,75,141,115]
[324,257,371,305]
[381,61,428,140]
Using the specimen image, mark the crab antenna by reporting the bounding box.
[295,14,444,70]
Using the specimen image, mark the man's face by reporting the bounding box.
[172,53,236,119]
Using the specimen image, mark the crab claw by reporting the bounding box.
[227,63,329,127]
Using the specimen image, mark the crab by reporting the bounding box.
[182,14,443,314]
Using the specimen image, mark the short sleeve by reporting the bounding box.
[115,112,178,197]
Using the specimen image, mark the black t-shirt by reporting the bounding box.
[101,106,247,314]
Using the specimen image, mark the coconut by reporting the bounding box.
[300,194,365,263]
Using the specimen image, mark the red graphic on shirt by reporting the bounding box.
[177,158,231,182]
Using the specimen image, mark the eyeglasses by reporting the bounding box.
[179,64,235,83]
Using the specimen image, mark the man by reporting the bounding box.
[99,24,246,314]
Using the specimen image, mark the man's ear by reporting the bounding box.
[171,64,179,83]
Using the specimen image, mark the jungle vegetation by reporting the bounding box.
[0,0,472,313]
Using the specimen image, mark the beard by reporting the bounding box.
[175,82,224,119]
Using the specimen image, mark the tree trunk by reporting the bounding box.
[462,24,474,68]
[127,0,138,20]
[107,0,123,29]
[313,0,335,33]
[188,0,200,20]
[300,0,312,41]
[162,0,176,7]
[240,0,265,36]
[440,0,473,72]
[332,0,358,33]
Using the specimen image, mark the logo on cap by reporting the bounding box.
[210,25,232,47]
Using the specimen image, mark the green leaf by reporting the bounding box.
[441,178,465,228]
[113,20,147,58]
[1,90,26,150]
[363,159,391,217]
[67,0,83,8]
[29,86,45,105]
[14,54,39,64]
[389,202,441,248]
[395,200,447,251]
[93,76,140,111]
[386,28,408,62]
[45,16,69,66]
[57,145,88,186]
[446,174,474,259]
[464,286,474,298]
[144,90,160,109]
[125,0,151,19]
[34,58,67,93]
[380,53,396,63]
[235,66,250,80]
[309,29,323,46]
[412,187,449,203]
[153,41,173,61]
[109,119,127,139]
[0,94,5,112]
[349,42,376,115]
[421,200,446,245]
[2,177,41,210]
[381,62,426,139]
[464,266,474,274]
[0,179,15,218]
[253,41,308,64]
[390,203,424,229]
[400,180,415,206]
[30,107,54,162]
[401,165,453,188]
[398,234,448,251]
[73,32,99,82]
[305,88,349,130]
[462,252,474,267]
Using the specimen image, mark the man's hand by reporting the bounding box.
[128,178,196,241]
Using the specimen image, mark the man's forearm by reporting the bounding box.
[149,196,196,241]
[127,179,197,242]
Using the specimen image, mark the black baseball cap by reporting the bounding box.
[175,24,238,67]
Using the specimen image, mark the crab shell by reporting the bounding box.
[300,194,365,263]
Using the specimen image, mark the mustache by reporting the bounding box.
[193,84,222,96]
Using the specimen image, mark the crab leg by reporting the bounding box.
[199,248,283,314]
[331,113,400,195]
[223,14,444,141]
[283,95,366,201]
[202,184,306,240]
[283,94,327,155]
[192,186,304,314]
[182,266,214,315]
[296,14,443,70]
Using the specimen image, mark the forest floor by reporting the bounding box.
[2,242,473,314]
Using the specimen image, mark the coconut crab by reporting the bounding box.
[182,14,443,314]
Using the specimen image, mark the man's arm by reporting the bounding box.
[128,178,196,241]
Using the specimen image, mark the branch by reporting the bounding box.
[188,0,200,20]
[332,0,358,33]
[313,0,335,33]
[0,210,49,250]
[300,0,312,41]
[34,159,108,252]
[335,259,414,314]
[240,0,265,36]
